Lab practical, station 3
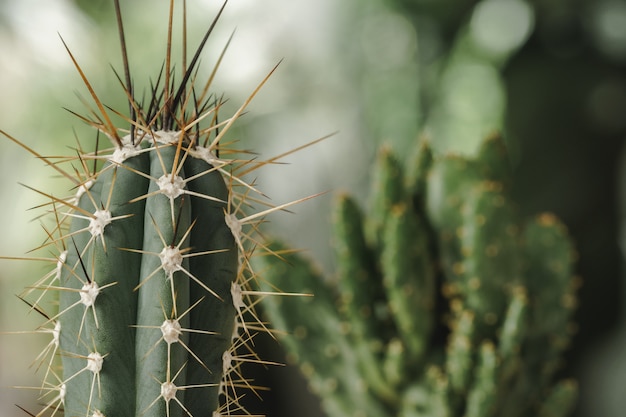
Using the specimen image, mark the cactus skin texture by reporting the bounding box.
[259,134,579,417]
[2,2,316,416]
[54,133,240,417]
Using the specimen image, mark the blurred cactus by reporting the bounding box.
[259,134,579,417]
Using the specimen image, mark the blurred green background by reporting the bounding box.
[0,0,624,416]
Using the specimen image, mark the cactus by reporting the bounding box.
[2,2,317,416]
[259,134,579,417]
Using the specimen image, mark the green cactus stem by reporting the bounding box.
[259,134,579,417]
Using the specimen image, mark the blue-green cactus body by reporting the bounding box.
[134,140,193,417]
[184,147,239,415]
[59,145,150,417]
[57,134,239,417]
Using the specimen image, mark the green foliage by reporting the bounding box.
[259,134,579,417]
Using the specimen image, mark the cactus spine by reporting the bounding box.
[260,135,579,417]
[3,2,308,416]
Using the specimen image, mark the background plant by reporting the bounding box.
[260,134,579,417]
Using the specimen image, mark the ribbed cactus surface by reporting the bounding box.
[55,131,239,417]
[260,134,579,417]
[2,2,310,416]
